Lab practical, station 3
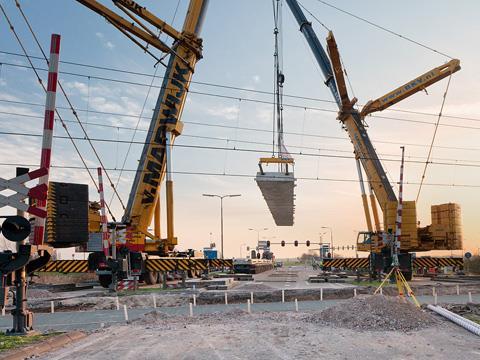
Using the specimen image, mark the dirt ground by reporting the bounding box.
[39,309,479,360]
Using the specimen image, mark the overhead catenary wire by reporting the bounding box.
[1,65,479,130]
[4,108,480,166]
[3,108,480,166]
[2,55,479,124]
[0,161,477,189]
[0,1,117,220]
[416,75,453,202]
[3,101,480,154]
[13,0,126,211]
[3,129,480,169]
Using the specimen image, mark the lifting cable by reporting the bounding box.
[0,2,118,221]
[416,74,453,202]
[14,0,126,212]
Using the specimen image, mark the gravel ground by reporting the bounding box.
[38,304,480,360]
[307,295,436,331]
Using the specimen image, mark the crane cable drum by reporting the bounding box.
[255,0,296,227]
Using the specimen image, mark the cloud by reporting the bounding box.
[95,32,115,50]
[207,105,239,121]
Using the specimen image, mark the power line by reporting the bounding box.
[2,54,480,123]
[2,100,480,154]
[2,129,480,169]
[313,0,454,59]
[3,60,479,131]
[3,108,480,165]
[0,161,477,189]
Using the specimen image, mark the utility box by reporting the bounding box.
[204,249,217,260]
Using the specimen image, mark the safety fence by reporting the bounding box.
[36,258,234,274]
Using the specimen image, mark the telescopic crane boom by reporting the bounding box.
[76,0,209,254]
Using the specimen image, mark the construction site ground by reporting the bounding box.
[0,266,478,358]
[34,301,479,360]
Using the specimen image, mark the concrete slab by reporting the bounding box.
[255,171,295,226]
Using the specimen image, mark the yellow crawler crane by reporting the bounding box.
[286,0,462,279]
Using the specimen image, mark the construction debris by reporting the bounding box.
[306,295,436,331]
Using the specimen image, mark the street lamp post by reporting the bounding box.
[321,226,334,258]
[203,194,241,259]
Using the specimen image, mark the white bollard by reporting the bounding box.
[152,294,157,309]
[247,299,251,314]
[354,288,357,297]
[295,298,298,312]
[456,284,460,296]
[380,287,383,296]
[123,305,128,322]
[320,288,323,301]
[189,303,193,317]
[433,287,436,297]
[115,296,120,311]
[434,294,438,305]
[1,307,5,316]
[282,289,285,303]
[469,292,473,302]
[225,292,228,305]
[50,301,54,314]
[193,294,197,307]
[250,292,254,304]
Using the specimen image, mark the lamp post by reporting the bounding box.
[321,226,334,258]
[248,227,268,251]
[203,194,241,259]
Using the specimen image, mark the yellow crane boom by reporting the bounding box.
[77,0,209,254]
[361,59,460,117]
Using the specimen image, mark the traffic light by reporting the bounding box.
[306,240,310,247]
[294,240,298,247]
[266,240,271,247]
[281,240,285,247]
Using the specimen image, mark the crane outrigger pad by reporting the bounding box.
[255,171,295,226]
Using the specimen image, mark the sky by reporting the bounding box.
[0,0,479,259]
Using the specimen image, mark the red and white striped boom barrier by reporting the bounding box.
[33,34,61,245]
[97,167,110,257]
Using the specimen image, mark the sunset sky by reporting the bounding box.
[1,0,479,259]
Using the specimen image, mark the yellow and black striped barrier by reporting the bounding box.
[323,258,369,269]
[37,258,234,274]
[322,257,463,270]
[38,260,89,273]
[413,257,463,268]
